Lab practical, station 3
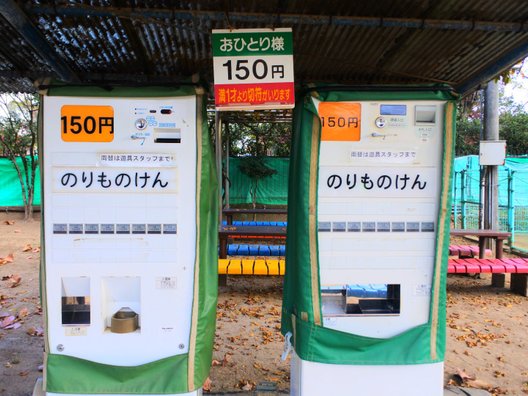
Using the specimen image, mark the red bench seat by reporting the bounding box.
[447,257,528,296]
[448,245,492,258]
[447,258,528,274]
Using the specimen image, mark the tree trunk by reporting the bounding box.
[25,187,34,221]
[251,181,257,210]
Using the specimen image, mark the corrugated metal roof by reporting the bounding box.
[0,0,527,95]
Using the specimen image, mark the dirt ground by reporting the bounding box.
[1,214,528,395]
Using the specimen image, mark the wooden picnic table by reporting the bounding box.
[218,225,287,259]
[223,208,287,224]
[450,229,511,259]
[450,228,512,288]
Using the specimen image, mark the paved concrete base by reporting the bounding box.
[34,378,489,396]
[443,386,491,396]
[208,388,489,396]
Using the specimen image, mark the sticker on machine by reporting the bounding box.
[156,277,177,290]
[319,167,438,198]
[349,150,418,164]
[53,167,178,193]
[65,327,88,336]
[319,102,361,141]
[414,284,431,296]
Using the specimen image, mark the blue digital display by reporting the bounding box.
[380,104,407,116]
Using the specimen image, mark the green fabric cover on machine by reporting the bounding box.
[282,87,457,365]
[41,86,218,394]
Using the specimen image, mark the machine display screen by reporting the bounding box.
[380,104,407,115]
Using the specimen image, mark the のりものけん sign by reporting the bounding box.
[212,28,294,110]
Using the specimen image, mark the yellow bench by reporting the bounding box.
[218,259,286,275]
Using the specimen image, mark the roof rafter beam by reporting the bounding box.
[26,5,528,33]
[0,0,79,83]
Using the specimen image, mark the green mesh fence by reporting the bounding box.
[452,155,528,249]
[0,156,40,207]
[0,156,287,208]
[226,157,288,205]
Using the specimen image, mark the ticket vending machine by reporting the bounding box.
[282,88,456,395]
[35,86,217,396]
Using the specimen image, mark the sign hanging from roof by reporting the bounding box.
[212,28,295,111]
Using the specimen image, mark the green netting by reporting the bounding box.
[227,157,288,205]
[452,155,528,248]
[0,156,40,206]
[453,155,528,207]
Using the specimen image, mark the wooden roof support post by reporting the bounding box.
[215,111,223,224]
[483,80,504,287]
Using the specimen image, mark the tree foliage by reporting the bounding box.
[499,111,528,156]
[0,93,39,220]
[225,122,291,157]
[455,115,481,156]
[456,87,528,157]
[238,156,277,208]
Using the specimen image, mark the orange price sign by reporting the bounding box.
[319,102,361,141]
[61,105,114,142]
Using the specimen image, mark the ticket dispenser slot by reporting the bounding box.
[61,277,90,326]
[102,277,140,333]
[154,128,181,143]
[321,284,400,316]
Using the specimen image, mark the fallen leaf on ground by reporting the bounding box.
[27,326,44,336]
[3,220,15,225]
[456,368,475,382]
[6,274,22,288]
[241,381,254,391]
[494,370,506,378]
[452,369,495,392]
[0,315,16,328]
[22,244,32,252]
[18,307,29,318]
[465,378,494,390]
[0,314,21,329]
[0,253,14,265]
[203,377,212,392]
[32,247,40,253]
[18,371,29,377]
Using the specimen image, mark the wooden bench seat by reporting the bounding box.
[448,245,492,258]
[230,235,286,240]
[218,259,285,276]
[219,225,287,259]
[448,257,528,296]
